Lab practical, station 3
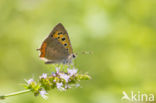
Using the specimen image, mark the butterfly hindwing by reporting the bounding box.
[40,37,69,63]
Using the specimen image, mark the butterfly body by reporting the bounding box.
[38,23,76,64]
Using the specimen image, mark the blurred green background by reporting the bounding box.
[0,0,156,103]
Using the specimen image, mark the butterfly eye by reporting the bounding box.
[61,37,65,41]
[72,54,76,58]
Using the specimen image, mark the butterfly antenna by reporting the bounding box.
[75,51,93,55]
[82,51,93,55]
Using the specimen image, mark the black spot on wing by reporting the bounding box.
[64,43,67,46]
[62,37,65,41]
[58,32,62,35]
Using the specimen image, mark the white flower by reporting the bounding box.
[55,67,60,73]
[56,82,65,91]
[40,90,48,100]
[25,78,34,85]
[52,72,56,77]
[53,80,56,82]
[59,73,70,82]
[56,82,63,89]
[67,68,78,76]
[40,73,47,79]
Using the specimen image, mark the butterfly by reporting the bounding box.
[37,23,76,64]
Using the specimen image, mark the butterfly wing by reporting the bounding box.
[40,37,69,63]
[49,23,73,54]
[39,23,73,64]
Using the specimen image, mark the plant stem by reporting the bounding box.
[0,89,31,100]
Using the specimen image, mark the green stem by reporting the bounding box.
[0,89,31,100]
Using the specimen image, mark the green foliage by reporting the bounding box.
[0,0,155,103]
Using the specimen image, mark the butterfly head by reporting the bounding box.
[72,53,76,59]
[71,53,77,59]
[66,53,77,63]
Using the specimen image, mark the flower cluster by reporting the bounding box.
[25,67,91,99]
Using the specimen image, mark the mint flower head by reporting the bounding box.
[59,73,70,82]
[39,90,48,100]
[23,66,91,99]
[56,82,65,91]
[40,73,47,79]
[67,68,78,76]
[55,67,60,74]
[52,72,56,77]
[56,82,63,88]
[0,65,91,100]
[25,78,34,85]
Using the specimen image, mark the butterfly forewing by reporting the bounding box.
[49,23,73,54]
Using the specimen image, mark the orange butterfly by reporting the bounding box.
[37,23,76,64]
